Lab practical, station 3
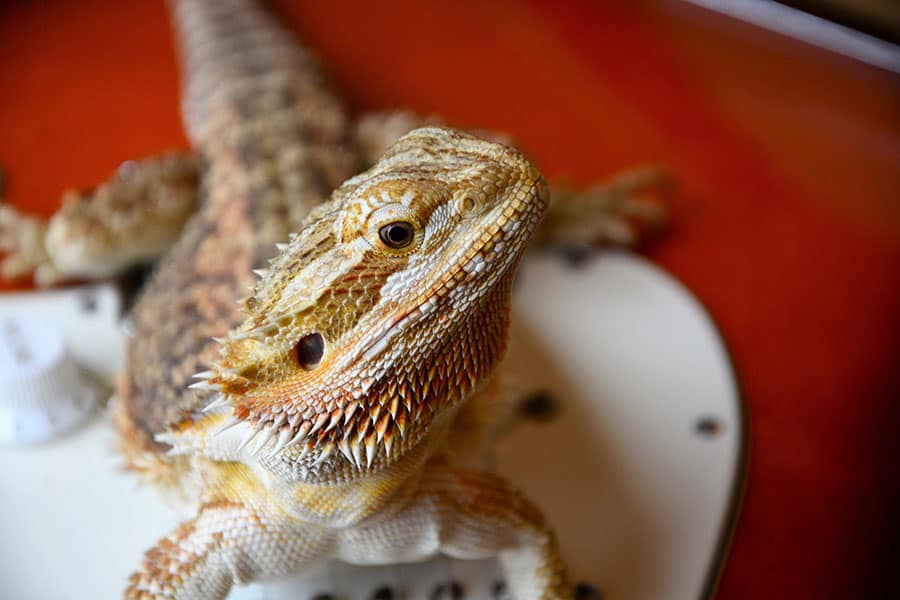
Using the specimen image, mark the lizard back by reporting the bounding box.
[117,0,357,456]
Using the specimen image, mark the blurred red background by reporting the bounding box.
[1,1,898,597]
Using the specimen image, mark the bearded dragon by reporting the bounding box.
[0,1,669,598]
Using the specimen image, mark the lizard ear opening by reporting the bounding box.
[295,333,325,370]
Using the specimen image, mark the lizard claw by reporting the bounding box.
[540,165,674,253]
[0,204,57,284]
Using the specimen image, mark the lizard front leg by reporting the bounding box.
[340,458,573,600]
[125,467,331,600]
[535,165,672,250]
[0,151,199,286]
[432,464,573,600]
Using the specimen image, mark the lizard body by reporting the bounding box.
[0,1,672,598]
[116,3,569,598]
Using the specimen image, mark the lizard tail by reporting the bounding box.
[167,0,335,146]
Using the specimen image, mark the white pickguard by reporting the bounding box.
[0,252,743,599]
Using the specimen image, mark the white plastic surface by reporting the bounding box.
[0,253,742,600]
[0,283,124,382]
[500,253,742,599]
[0,310,105,444]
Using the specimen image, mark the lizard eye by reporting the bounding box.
[378,221,415,249]
[295,333,324,370]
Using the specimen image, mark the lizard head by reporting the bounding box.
[197,127,547,478]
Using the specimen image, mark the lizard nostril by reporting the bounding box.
[295,333,324,369]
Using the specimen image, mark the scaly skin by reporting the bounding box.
[116,1,569,598]
[128,123,570,598]
[0,1,672,598]
[0,152,199,286]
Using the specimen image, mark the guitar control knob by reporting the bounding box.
[0,315,98,445]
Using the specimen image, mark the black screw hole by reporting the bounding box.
[575,581,604,600]
[695,416,724,438]
[80,292,98,314]
[430,580,464,600]
[558,245,593,268]
[519,389,560,421]
[371,585,396,600]
[490,580,510,599]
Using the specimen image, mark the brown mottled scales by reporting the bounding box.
[120,0,356,449]
[0,1,672,599]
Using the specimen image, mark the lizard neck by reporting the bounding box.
[265,278,513,528]
[265,409,460,527]
[250,270,515,485]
